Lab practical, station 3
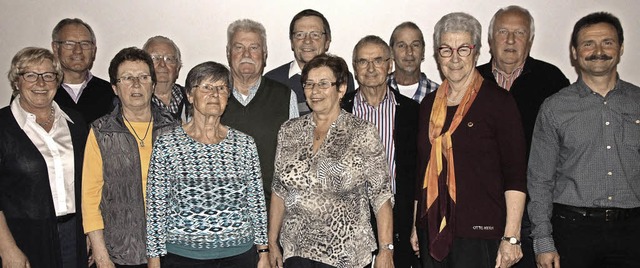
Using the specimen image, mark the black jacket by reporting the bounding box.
[341,88,419,267]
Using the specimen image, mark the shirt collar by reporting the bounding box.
[354,87,398,108]
[576,74,622,98]
[288,61,302,79]
[11,95,73,129]
[491,61,525,78]
[232,77,262,98]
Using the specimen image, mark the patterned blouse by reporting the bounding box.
[146,127,268,258]
[272,110,393,268]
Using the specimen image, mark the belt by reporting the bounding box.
[553,203,640,222]
[56,213,76,223]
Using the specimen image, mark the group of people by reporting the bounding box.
[0,5,638,268]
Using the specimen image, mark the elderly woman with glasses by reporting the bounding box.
[82,47,178,268]
[0,47,88,268]
[145,61,269,268]
[411,12,527,268]
[268,54,394,268]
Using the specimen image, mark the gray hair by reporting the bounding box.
[143,35,182,66]
[52,18,96,43]
[488,5,535,42]
[433,12,482,56]
[226,19,268,54]
[352,35,391,62]
[8,47,63,96]
[184,61,231,97]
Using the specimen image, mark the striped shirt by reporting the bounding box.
[491,61,524,91]
[352,89,398,193]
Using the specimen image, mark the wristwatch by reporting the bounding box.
[501,236,521,246]
[380,243,395,250]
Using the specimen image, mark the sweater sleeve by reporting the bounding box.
[146,136,170,258]
[494,92,528,193]
[81,129,105,233]
[245,137,268,245]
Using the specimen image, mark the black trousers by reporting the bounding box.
[552,205,640,268]
[285,256,337,268]
[57,215,77,268]
[417,227,499,268]
[161,245,257,268]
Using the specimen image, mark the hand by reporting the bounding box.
[495,241,523,268]
[93,251,116,268]
[268,244,283,268]
[0,245,30,268]
[147,257,161,268]
[257,252,270,268]
[410,226,420,257]
[536,251,560,268]
[374,250,394,268]
[86,236,95,267]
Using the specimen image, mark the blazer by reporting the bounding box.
[341,88,419,267]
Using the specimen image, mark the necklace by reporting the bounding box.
[37,106,55,128]
[123,114,152,147]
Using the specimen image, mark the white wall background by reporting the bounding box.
[1,0,638,104]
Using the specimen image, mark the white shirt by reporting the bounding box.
[11,96,76,216]
[288,60,302,79]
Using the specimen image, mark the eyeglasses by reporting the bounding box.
[438,45,476,58]
[354,57,390,68]
[19,72,58,82]
[55,40,94,50]
[151,55,179,65]
[117,74,153,85]
[292,31,326,40]
[193,84,229,95]
[302,80,337,90]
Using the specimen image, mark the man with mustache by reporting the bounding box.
[265,9,355,115]
[51,18,115,124]
[476,6,569,267]
[221,19,298,208]
[143,36,190,122]
[528,12,640,268]
[388,22,439,103]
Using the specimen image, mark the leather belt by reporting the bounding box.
[554,203,640,222]
[56,213,76,223]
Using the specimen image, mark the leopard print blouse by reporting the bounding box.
[272,110,393,268]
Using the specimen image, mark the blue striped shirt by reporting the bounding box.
[352,89,398,193]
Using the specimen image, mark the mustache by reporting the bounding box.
[585,54,613,61]
[240,58,256,64]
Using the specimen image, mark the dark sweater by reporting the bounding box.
[0,106,88,268]
[221,77,291,206]
[477,57,569,152]
[54,76,115,125]
[416,80,527,239]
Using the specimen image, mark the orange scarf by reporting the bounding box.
[423,70,483,260]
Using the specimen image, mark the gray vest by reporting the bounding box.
[91,102,177,265]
